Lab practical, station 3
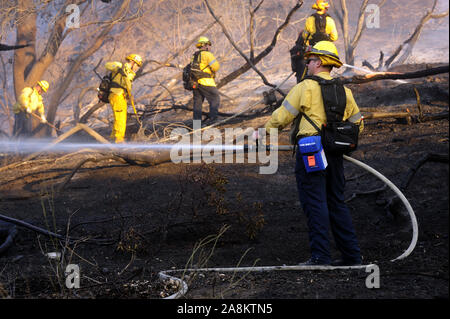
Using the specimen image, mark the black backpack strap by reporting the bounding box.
[303,75,347,123]
[312,13,328,33]
[309,13,331,45]
[290,112,320,156]
[109,67,127,90]
[193,50,210,72]
[192,50,201,65]
[290,75,345,146]
[190,50,213,79]
[314,77,346,122]
[289,75,321,146]
[301,112,321,133]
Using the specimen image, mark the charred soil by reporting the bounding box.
[0,65,448,299]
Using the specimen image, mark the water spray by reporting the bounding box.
[343,63,407,84]
[0,139,293,155]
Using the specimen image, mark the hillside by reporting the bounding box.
[0,0,448,302]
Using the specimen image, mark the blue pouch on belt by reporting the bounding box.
[298,136,328,173]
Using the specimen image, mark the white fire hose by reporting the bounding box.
[158,151,419,299]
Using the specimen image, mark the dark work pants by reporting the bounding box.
[193,84,220,121]
[13,112,32,138]
[295,149,361,264]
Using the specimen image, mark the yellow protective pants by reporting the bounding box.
[108,93,128,143]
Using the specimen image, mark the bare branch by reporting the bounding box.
[45,0,133,129]
[203,0,282,93]
[216,0,303,89]
[338,65,449,84]
[137,20,218,78]
[385,0,448,68]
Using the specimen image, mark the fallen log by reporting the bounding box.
[0,212,114,245]
[363,111,412,119]
[362,110,448,124]
[339,65,449,84]
[22,123,111,162]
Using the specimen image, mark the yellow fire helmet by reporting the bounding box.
[126,54,143,67]
[312,0,330,11]
[304,41,343,68]
[196,36,212,48]
[37,80,49,93]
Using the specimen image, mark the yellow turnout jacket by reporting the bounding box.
[105,62,136,96]
[265,72,363,138]
[302,15,338,45]
[195,50,220,87]
[13,87,45,116]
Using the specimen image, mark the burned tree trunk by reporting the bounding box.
[331,0,386,66]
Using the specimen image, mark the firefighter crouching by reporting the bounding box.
[12,80,49,138]
[264,41,364,266]
[105,54,142,143]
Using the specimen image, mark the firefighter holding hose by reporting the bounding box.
[262,41,364,266]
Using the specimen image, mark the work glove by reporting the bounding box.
[40,115,47,123]
[26,107,32,114]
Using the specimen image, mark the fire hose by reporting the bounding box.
[0,138,418,297]
[157,146,419,299]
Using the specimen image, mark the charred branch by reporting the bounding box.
[362,0,449,70]
[331,0,386,65]
[137,20,218,78]
[338,65,449,84]
[401,153,449,190]
[0,43,30,51]
[43,0,134,134]
[0,212,114,245]
[216,0,303,90]
[203,0,287,95]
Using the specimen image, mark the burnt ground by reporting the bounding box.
[0,64,448,301]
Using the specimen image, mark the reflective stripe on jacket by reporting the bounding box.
[105,62,136,96]
[265,72,363,137]
[196,50,220,87]
[13,87,45,115]
[302,15,338,45]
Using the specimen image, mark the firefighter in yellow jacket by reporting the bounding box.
[302,0,338,46]
[191,36,220,125]
[105,54,142,143]
[291,0,338,83]
[264,41,364,266]
[13,80,49,137]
